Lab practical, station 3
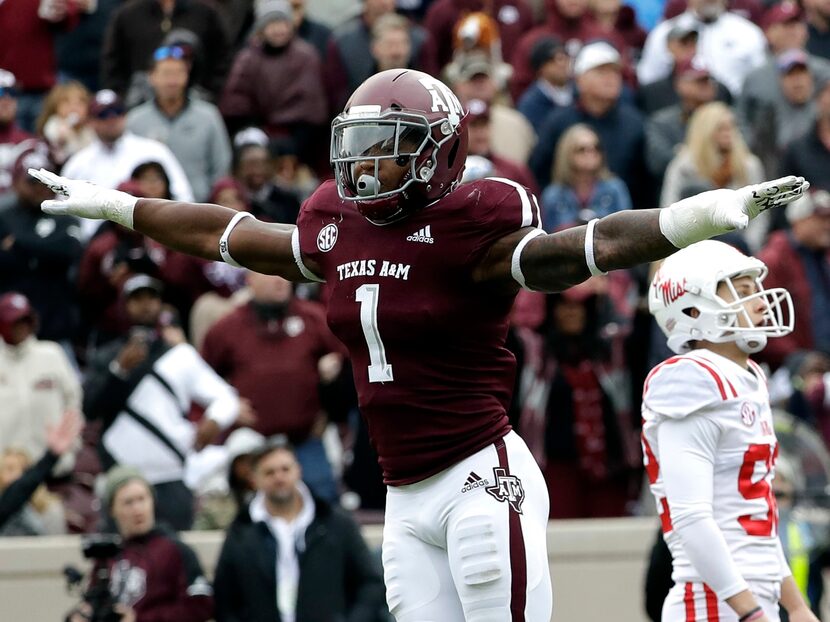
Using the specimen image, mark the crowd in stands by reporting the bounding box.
[1,0,830,561]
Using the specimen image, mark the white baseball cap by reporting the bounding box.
[573,41,621,77]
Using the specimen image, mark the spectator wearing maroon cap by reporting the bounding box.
[100,0,232,101]
[0,142,83,345]
[747,49,821,178]
[638,0,767,96]
[465,99,540,194]
[804,0,830,59]
[636,18,733,115]
[0,0,95,133]
[516,36,576,130]
[738,1,830,141]
[758,189,830,369]
[0,292,83,478]
[645,56,718,184]
[423,0,534,70]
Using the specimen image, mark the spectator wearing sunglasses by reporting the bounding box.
[0,70,34,204]
[127,46,231,202]
[101,0,232,101]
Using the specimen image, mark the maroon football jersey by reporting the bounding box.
[297,178,542,484]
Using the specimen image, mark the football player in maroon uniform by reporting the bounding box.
[30,69,807,622]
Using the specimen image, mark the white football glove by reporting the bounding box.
[659,175,809,249]
[28,168,139,229]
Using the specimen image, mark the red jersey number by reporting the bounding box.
[737,443,778,537]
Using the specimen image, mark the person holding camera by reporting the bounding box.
[67,466,213,622]
[83,274,254,531]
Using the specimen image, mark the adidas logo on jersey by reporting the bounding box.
[406,225,434,244]
[461,471,489,493]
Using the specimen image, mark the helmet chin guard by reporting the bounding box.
[650,241,794,355]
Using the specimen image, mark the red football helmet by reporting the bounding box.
[330,69,469,225]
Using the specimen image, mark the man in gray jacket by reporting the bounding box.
[127,46,231,202]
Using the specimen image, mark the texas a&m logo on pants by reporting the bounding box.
[485,467,525,514]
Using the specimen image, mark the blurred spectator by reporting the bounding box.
[645,56,718,184]
[0,292,82,476]
[201,272,349,502]
[589,0,647,53]
[638,0,766,96]
[530,42,647,203]
[101,0,231,101]
[0,71,34,202]
[424,0,533,70]
[190,427,266,530]
[0,0,95,132]
[460,153,496,184]
[748,49,820,178]
[62,89,194,239]
[512,279,640,518]
[369,14,415,73]
[448,51,537,164]
[66,466,214,622]
[127,45,232,202]
[55,0,123,92]
[324,0,438,113]
[509,0,627,101]
[0,409,82,531]
[289,0,332,60]
[227,140,302,223]
[82,274,252,530]
[269,136,319,205]
[516,36,575,130]
[35,81,95,166]
[0,144,83,344]
[662,0,764,24]
[213,441,386,622]
[0,447,66,536]
[660,102,764,210]
[758,190,830,369]
[449,12,515,91]
[636,19,732,116]
[738,3,830,147]
[804,0,830,59]
[779,74,830,187]
[220,0,327,167]
[465,99,539,193]
[210,177,250,212]
[540,124,632,232]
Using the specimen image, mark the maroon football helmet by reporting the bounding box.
[331,69,469,225]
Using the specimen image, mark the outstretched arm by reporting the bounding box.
[28,169,308,279]
[477,177,808,293]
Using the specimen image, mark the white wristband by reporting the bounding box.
[219,211,255,268]
[584,218,607,276]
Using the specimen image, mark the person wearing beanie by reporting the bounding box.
[66,464,214,622]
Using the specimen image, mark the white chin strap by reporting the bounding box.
[736,334,767,354]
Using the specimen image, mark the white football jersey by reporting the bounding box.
[642,349,786,587]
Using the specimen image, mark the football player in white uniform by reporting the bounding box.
[643,240,818,622]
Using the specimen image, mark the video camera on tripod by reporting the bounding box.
[64,534,124,622]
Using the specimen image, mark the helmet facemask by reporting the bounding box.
[683,270,794,353]
[331,108,459,225]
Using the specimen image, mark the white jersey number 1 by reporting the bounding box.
[356,284,394,383]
